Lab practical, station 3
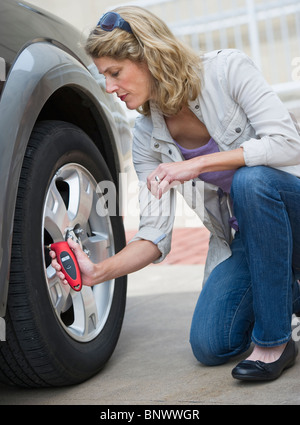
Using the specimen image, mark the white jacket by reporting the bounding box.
[130,49,300,282]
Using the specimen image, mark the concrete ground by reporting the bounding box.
[0,263,299,405]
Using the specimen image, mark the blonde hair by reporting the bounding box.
[85,6,202,116]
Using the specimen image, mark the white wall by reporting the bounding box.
[28,0,129,34]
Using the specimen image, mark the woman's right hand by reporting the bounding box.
[49,238,97,287]
[50,238,162,289]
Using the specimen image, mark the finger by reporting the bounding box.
[49,250,56,259]
[157,179,170,194]
[51,259,61,271]
[67,237,87,258]
[147,173,162,191]
[148,177,169,199]
[155,178,171,199]
[148,179,160,197]
[57,270,66,282]
[67,237,79,251]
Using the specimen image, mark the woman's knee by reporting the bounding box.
[189,318,229,366]
[189,333,226,366]
[189,325,251,367]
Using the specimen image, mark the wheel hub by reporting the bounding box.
[42,163,115,342]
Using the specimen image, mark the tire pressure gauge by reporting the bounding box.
[48,241,82,291]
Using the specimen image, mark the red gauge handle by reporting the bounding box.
[50,241,82,291]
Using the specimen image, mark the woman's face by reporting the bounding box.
[94,57,153,110]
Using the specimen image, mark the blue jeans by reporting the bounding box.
[190,166,300,366]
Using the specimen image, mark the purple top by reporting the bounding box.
[175,138,238,230]
[175,137,236,193]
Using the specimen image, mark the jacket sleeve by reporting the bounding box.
[128,118,176,263]
[224,50,300,168]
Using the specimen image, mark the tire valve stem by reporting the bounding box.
[46,242,82,291]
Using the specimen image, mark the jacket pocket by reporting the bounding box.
[217,108,250,149]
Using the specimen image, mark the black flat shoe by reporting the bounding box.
[232,339,298,382]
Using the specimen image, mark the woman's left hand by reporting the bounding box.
[147,159,200,199]
[146,148,246,199]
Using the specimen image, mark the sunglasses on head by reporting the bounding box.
[97,12,133,34]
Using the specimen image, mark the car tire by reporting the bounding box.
[0,120,127,387]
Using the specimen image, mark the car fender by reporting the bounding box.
[0,42,132,317]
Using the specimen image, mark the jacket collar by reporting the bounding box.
[149,98,203,144]
[150,101,173,143]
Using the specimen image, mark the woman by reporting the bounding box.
[50,6,300,381]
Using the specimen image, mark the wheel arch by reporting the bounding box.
[38,85,121,185]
